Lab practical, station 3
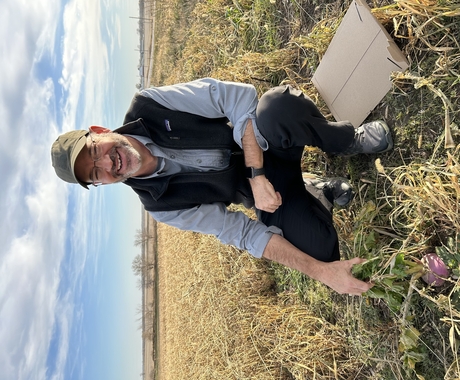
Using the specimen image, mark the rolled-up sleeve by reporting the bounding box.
[140,78,268,150]
[150,203,282,258]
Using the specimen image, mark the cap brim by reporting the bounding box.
[70,134,90,189]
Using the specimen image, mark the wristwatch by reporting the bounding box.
[245,166,265,179]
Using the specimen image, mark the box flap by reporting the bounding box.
[312,0,409,127]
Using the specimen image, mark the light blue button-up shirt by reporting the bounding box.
[132,78,282,258]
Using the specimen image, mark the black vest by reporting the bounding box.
[119,94,253,211]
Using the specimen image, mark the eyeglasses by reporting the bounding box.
[88,134,104,187]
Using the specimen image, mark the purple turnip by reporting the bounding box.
[421,253,450,287]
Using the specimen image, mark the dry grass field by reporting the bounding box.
[139,0,460,379]
[156,221,382,379]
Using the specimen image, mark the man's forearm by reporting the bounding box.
[242,119,263,168]
[262,234,325,281]
[242,119,282,213]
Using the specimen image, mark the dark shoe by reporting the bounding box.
[305,176,354,207]
[340,120,393,156]
[321,178,354,207]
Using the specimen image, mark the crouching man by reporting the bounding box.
[52,78,393,295]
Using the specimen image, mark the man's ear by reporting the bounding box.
[89,125,111,134]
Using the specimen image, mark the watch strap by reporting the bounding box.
[245,167,265,179]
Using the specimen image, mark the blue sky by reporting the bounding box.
[0,0,144,379]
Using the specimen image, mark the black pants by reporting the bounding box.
[255,85,355,262]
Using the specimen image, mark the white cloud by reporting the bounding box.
[0,184,68,380]
[0,3,64,373]
[0,0,113,379]
[60,0,109,131]
[0,0,59,128]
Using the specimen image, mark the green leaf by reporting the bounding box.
[399,326,421,351]
[382,277,395,287]
[392,267,408,279]
[387,291,403,313]
[388,281,407,295]
[365,230,377,250]
[395,253,405,267]
[351,257,381,280]
[401,349,426,370]
[366,286,386,298]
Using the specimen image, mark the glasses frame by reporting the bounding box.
[88,134,104,187]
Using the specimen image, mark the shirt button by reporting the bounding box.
[170,155,175,159]
[197,159,202,163]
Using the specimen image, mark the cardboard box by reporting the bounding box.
[312,0,409,127]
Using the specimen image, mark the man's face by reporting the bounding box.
[74,132,142,186]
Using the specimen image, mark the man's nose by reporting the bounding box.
[95,154,113,171]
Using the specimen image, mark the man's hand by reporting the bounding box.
[263,234,373,296]
[249,175,282,213]
[315,257,373,295]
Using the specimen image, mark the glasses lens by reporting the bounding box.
[91,167,103,187]
[90,137,102,161]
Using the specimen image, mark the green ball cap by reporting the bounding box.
[51,130,89,189]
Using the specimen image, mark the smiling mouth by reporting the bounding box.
[117,151,122,172]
